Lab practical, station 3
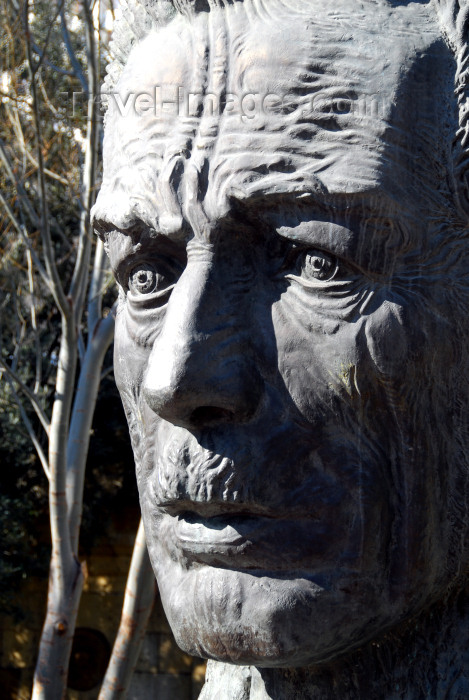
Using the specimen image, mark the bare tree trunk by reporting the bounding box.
[29,1,103,696]
[32,315,83,700]
[67,302,116,555]
[32,554,85,699]
[32,308,115,699]
[2,2,157,696]
[99,520,156,699]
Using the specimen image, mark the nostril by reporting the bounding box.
[190,406,236,427]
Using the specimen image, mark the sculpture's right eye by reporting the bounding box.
[128,263,160,295]
[122,254,183,307]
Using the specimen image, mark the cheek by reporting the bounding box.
[364,299,409,377]
[272,293,366,416]
[113,298,157,395]
[113,312,153,464]
[114,319,146,395]
[272,284,424,419]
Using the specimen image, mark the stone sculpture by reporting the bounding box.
[92,0,469,696]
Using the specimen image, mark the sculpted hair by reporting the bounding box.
[105,0,469,218]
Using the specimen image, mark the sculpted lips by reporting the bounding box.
[159,511,346,571]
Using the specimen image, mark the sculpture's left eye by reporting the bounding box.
[300,250,338,282]
[128,264,161,295]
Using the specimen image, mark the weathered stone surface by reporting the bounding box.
[94,0,469,696]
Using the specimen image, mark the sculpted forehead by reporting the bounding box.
[96,1,452,232]
[116,2,438,93]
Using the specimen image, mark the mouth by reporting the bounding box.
[159,509,342,572]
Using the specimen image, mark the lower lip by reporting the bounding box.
[167,512,335,571]
[176,513,266,547]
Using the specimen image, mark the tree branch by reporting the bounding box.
[66,301,115,553]
[59,3,89,94]
[69,0,100,326]
[99,520,156,699]
[88,237,108,334]
[3,376,50,480]
[30,39,74,78]
[8,104,70,186]
[26,248,43,394]
[0,357,51,436]
[0,136,72,249]
[0,190,53,294]
[28,0,66,78]
[0,138,42,230]
[24,0,70,320]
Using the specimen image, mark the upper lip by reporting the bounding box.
[155,498,324,521]
[156,497,281,519]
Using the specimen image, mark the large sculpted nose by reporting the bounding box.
[142,254,263,429]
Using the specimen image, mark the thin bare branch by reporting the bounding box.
[28,0,66,77]
[0,137,72,248]
[69,0,100,325]
[0,190,53,292]
[59,3,89,94]
[24,0,70,319]
[3,376,50,480]
[0,357,50,436]
[100,365,114,382]
[38,73,59,117]
[9,106,70,186]
[0,138,41,229]
[88,237,107,334]
[30,39,74,78]
[26,248,43,393]
[8,288,26,374]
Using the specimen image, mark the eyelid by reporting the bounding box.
[277,222,357,260]
[115,257,136,290]
[116,250,184,292]
[280,241,355,280]
[105,227,187,281]
[276,221,394,279]
[127,282,177,306]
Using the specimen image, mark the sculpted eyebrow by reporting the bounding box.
[94,215,191,251]
[239,191,397,231]
[93,216,156,243]
[233,188,398,224]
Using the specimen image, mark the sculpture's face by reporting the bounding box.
[94,1,469,667]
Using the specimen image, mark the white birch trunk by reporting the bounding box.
[30,1,104,695]
[99,520,156,699]
[3,3,156,697]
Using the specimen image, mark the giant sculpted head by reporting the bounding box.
[93,0,469,670]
